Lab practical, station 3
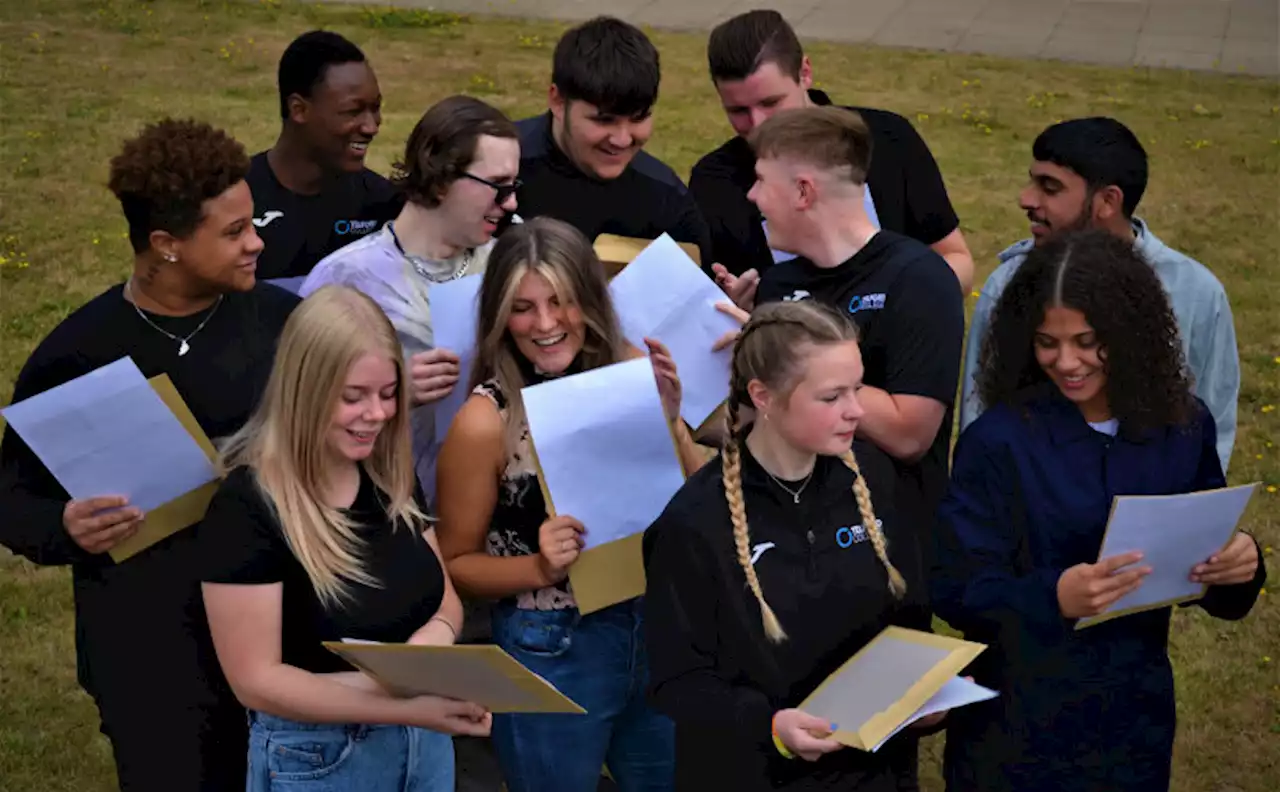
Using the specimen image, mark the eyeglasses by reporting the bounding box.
[460,172,521,206]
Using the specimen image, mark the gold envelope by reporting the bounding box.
[323,642,586,714]
[107,374,221,563]
[593,234,702,280]
[799,627,986,752]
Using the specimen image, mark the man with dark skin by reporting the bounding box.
[249,30,402,280]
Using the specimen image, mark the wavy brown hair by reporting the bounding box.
[977,228,1195,435]
[724,301,905,643]
[391,95,517,208]
[107,118,250,254]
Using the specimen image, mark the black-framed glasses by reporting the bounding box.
[461,172,521,205]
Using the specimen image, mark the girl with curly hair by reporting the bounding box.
[0,118,298,790]
[932,229,1265,792]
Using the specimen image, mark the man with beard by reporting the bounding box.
[249,30,403,280]
[512,16,712,264]
[959,117,1239,472]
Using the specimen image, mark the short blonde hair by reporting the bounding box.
[748,106,873,185]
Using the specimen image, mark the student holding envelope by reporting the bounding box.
[300,95,520,507]
[643,300,931,792]
[0,119,298,791]
[199,286,491,792]
[434,217,707,792]
[932,229,1265,792]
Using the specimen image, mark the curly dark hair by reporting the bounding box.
[391,95,517,208]
[108,118,250,254]
[977,228,1195,435]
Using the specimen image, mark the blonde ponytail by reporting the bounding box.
[840,451,907,598]
[723,400,787,642]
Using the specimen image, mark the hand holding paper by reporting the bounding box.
[536,514,587,584]
[1190,532,1260,585]
[1057,551,1152,620]
[409,348,461,406]
[62,495,143,555]
[773,709,843,762]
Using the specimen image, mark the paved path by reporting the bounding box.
[338,0,1279,76]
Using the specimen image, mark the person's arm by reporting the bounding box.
[931,425,1070,638]
[856,260,964,463]
[889,112,968,290]
[1190,287,1240,474]
[643,507,775,753]
[202,581,488,733]
[434,395,562,599]
[408,528,465,645]
[930,229,974,295]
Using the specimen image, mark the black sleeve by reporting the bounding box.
[0,349,94,567]
[667,186,715,272]
[199,470,292,585]
[881,253,964,403]
[885,113,959,246]
[690,162,760,277]
[643,504,775,753]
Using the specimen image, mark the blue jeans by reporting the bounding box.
[490,599,674,792]
[247,710,454,792]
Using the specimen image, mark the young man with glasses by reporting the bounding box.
[300,95,521,507]
[513,16,713,265]
[250,30,404,280]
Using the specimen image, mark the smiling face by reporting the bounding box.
[753,341,866,456]
[293,61,383,173]
[748,156,803,252]
[328,351,399,463]
[714,59,812,138]
[1034,305,1110,421]
[506,270,587,375]
[550,88,653,181]
[162,179,263,292]
[437,134,520,249]
[1019,160,1098,245]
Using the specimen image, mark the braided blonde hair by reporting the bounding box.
[723,301,906,643]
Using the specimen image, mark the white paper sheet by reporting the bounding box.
[0,357,218,512]
[872,676,997,751]
[607,234,741,427]
[521,357,686,550]
[1079,484,1258,626]
[429,274,484,444]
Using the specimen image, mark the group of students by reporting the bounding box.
[0,8,1266,792]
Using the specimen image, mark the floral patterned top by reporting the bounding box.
[475,378,577,611]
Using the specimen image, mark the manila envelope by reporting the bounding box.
[800,627,986,752]
[108,374,222,562]
[324,642,585,714]
[593,234,702,280]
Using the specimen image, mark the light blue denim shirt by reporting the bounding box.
[958,218,1239,473]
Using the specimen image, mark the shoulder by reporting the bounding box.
[878,232,959,294]
[446,392,505,448]
[207,465,273,522]
[645,456,728,552]
[690,137,746,182]
[956,401,1032,454]
[246,150,272,182]
[1137,222,1228,299]
[516,114,550,156]
[996,238,1033,267]
[849,106,920,141]
[232,282,300,333]
[10,286,127,399]
[980,242,1032,296]
[629,150,690,193]
[303,232,399,292]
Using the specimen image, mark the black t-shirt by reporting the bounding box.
[644,439,921,791]
[512,113,713,265]
[0,282,298,710]
[690,90,960,276]
[247,151,404,280]
[200,466,445,674]
[757,231,963,562]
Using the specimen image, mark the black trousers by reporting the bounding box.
[96,692,246,791]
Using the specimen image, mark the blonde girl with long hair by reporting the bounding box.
[434,217,707,792]
[200,285,490,792]
[643,300,940,792]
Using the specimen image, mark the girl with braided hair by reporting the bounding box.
[643,300,935,792]
[932,229,1264,792]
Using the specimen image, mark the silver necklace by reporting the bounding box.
[762,464,816,504]
[124,279,224,357]
[390,221,472,284]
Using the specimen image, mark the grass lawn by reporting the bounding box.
[1,1,1277,790]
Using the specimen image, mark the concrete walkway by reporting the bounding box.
[346,0,1279,76]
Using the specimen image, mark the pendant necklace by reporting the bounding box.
[124,278,224,357]
[762,465,815,504]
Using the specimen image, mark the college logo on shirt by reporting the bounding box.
[783,290,811,302]
[252,210,284,228]
[835,519,882,548]
[847,293,886,314]
[334,219,380,235]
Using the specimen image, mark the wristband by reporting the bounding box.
[771,714,796,760]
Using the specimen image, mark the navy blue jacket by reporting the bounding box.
[931,387,1265,792]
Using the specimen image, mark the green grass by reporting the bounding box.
[1,1,1278,790]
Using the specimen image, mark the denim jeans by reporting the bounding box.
[247,710,454,792]
[490,599,674,792]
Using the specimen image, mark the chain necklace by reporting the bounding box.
[389,221,472,284]
[761,464,816,504]
[124,279,224,357]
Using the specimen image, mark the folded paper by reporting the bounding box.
[522,358,686,614]
[428,274,484,444]
[323,641,585,714]
[1076,483,1258,629]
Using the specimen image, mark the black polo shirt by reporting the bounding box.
[757,230,963,573]
[513,113,713,264]
[690,90,959,276]
[246,151,404,280]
